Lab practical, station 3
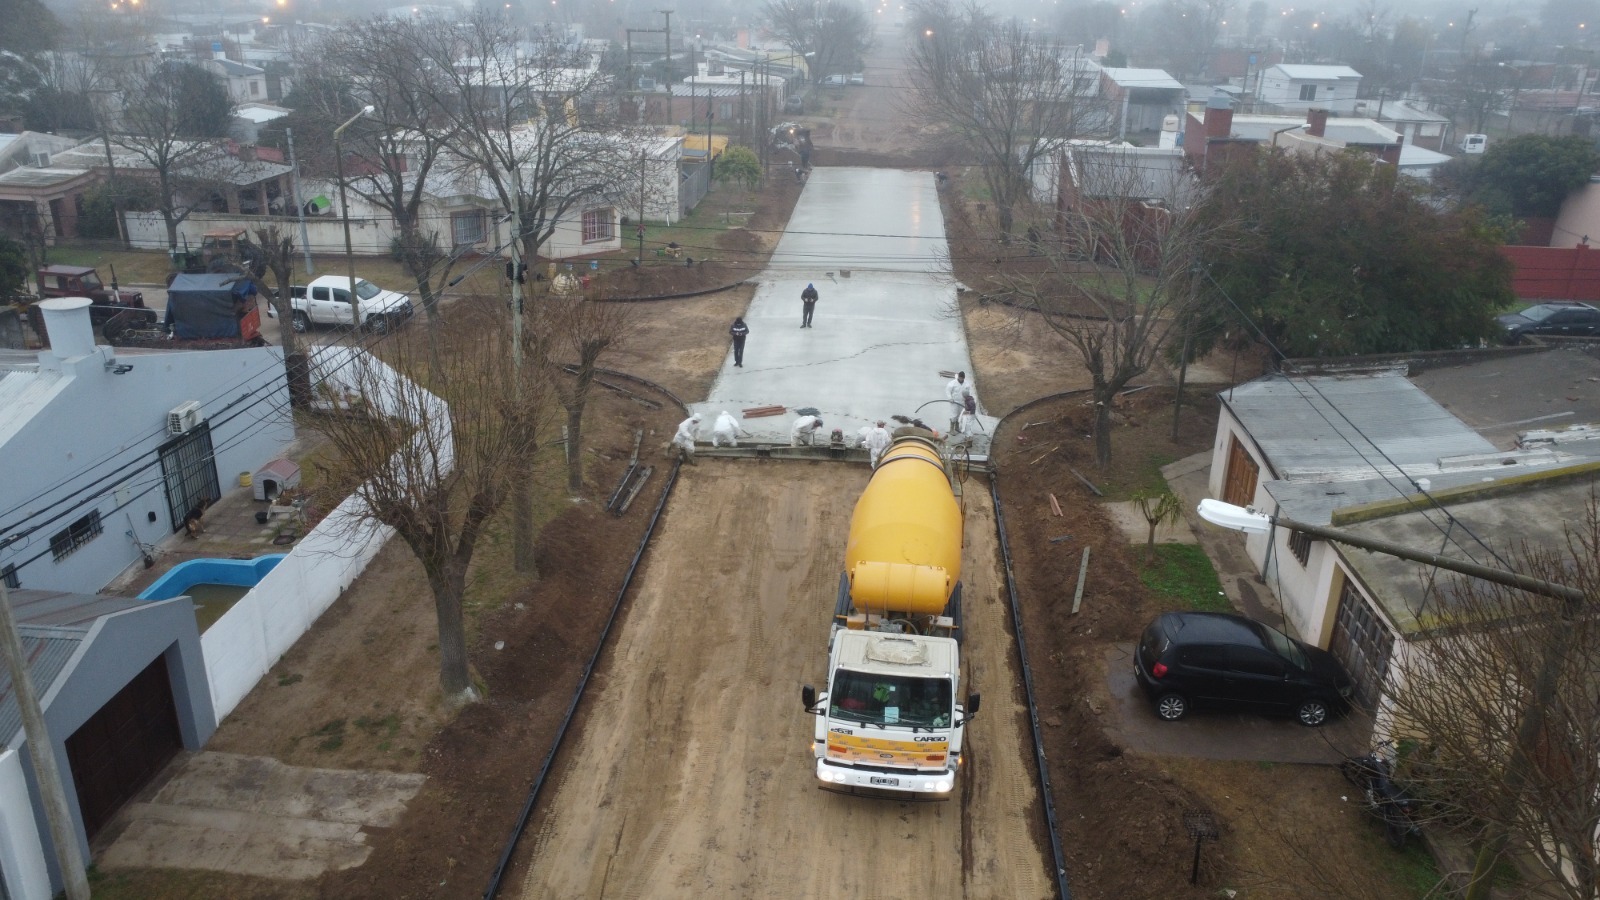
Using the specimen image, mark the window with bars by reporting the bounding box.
[451,209,487,248]
[51,510,103,561]
[1288,529,1315,566]
[582,207,616,243]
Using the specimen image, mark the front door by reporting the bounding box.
[1222,436,1260,508]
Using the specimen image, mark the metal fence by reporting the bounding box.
[680,162,711,218]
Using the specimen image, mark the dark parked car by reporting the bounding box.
[1133,612,1353,726]
[1496,302,1600,344]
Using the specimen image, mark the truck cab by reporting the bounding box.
[803,631,977,796]
[35,265,146,325]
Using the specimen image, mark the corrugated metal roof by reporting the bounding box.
[0,167,90,188]
[11,589,148,628]
[1272,64,1362,80]
[1100,67,1184,90]
[1223,374,1495,482]
[0,632,81,747]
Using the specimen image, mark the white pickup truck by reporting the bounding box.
[274,275,415,334]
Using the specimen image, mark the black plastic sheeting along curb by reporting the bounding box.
[481,377,688,900]
[596,277,755,303]
[989,472,1073,900]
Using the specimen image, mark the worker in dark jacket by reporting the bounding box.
[801,283,819,327]
[729,316,749,367]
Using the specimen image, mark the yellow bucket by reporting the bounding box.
[239,471,253,488]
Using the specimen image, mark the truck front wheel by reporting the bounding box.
[291,311,310,333]
[368,315,391,335]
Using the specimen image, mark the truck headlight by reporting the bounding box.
[930,778,953,793]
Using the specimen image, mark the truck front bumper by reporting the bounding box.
[814,758,956,797]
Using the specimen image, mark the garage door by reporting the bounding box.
[64,655,183,840]
[1330,577,1395,711]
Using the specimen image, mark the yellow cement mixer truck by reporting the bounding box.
[800,432,981,797]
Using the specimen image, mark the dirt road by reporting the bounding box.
[514,461,1050,898]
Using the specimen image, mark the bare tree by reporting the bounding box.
[986,148,1224,467]
[762,0,876,84]
[532,290,637,495]
[110,58,240,251]
[308,304,553,700]
[254,225,311,408]
[1384,500,1600,900]
[311,19,465,351]
[421,12,643,267]
[905,0,1109,240]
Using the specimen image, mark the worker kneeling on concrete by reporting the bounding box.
[791,414,824,446]
[865,420,892,468]
[712,410,744,447]
[668,414,701,464]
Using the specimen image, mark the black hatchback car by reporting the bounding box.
[1133,612,1353,726]
[1496,302,1600,344]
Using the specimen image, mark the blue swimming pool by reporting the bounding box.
[138,555,287,601]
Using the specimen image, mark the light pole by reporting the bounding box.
[333,105,373,335]
[1196,499,1582,602]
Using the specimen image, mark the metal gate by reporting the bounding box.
[159,423,220,533]
[1330,577,1395,711]
[65,654,182,840]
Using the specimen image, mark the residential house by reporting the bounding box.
[1041,141,1191,264]
[0,588,215,899]
[231,102,291,144]
[0,300,294,596]
[203,49,269,104]
[1370,98,1452,152]
[1098,67,1184,139]
[1180,99,1429,177]
[1253,64,1363,114]
[0,133,103,244]
[1204,349,1600,731]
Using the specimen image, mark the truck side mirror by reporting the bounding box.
[965,692,981,718]
[801,685,817,711]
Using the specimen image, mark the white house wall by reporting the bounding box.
[0,347,293,594]
[0,749,49,900]
[122,211,398,256]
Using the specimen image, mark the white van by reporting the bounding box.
[1460,134,1488,154]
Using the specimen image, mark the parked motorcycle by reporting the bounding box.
[1341,740,1424,849]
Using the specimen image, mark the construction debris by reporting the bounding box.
[1068,467,1104,497]
[743,405,787,418]
[1048,493,1063,517]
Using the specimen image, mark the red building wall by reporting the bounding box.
[1503,243,1600,301]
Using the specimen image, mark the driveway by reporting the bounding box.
[1100,643,1372,763]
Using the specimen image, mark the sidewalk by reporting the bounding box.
[1160,451,1284,630]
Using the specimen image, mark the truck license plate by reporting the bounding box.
[869,776,899,787]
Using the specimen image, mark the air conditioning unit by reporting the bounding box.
[167,401,205,436]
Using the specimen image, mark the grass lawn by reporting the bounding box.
[1138,543,1230,612]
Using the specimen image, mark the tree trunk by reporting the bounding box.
[566,404,584,495]
[1092,389,1114,468]
[425,556,475,699]
[512,470,536,573]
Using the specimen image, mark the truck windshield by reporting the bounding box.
[81,273,102,290]
[355,280,382,300]
[828,670,951,728]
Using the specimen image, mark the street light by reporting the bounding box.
[333,105,374,335]
[1196,499,1582,602]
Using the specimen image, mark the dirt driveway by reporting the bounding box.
[508,461,1051,898]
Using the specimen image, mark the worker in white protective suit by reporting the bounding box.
[712,411,745,447]
[856,424,873,449]
[669,414,701,464]
[791,414,824,446]
[865,421,893,468]
[945,371,969,433]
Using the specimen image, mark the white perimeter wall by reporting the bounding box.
[0,749,49,900]
[122,211,398,256]
[200,346,448,720]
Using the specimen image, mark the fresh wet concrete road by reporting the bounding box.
[688,167,996,450]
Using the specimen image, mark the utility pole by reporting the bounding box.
[660,10,673,87]
[739,70,747,146]
[510,164,534,573]
[0,581,90,900]
[285,127,314,274]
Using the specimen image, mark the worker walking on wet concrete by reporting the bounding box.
[729,316,748,367]
[865,421,892,468]
[711,411,746,447]
[959,389,979,435]
[668,414,701,464]
[801,283,819,328]
[946,371,969,433]
[791,414,824,446]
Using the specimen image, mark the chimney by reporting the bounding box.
[212,41,226,61]
[1379,138,1402,167]
[1306,108,1329,138]
[38,297,97,361]
[1204,92,1234,142]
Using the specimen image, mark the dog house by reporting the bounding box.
[252,458,301,502]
